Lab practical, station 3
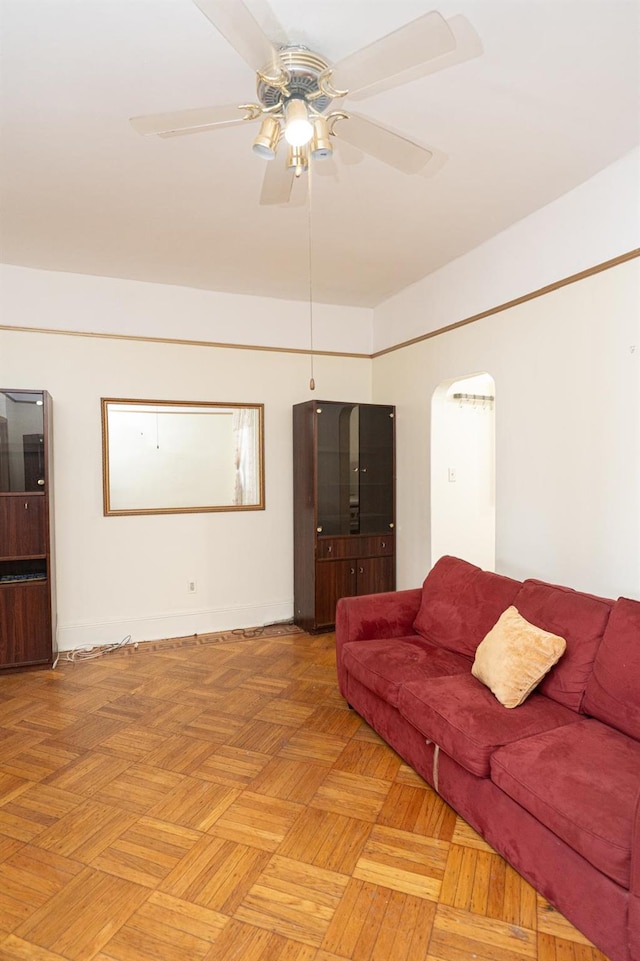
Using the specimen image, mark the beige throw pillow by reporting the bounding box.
[472,606,566,708]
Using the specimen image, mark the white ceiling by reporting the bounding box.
[1,0,639,309]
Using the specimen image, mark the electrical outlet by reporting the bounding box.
[448,467,457,483]
[187,580,197,594]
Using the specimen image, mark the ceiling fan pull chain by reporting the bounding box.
[308,159,315,391]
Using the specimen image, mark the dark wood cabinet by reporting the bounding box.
[0,390,56,671]
[293,400,395,632]
[0,495,47,557]
[0,581,51,667]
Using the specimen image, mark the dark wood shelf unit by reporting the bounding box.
[293,400,395,633]
[0,390,56,671]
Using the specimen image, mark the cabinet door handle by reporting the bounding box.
[24,502,28,510]
[350,567,355,574]
[381,541,386,549]
[360,467,367,473]
[37,479,45,486]
[359,566,364,574]
[327,546,332,553]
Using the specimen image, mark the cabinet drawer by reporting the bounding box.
[0,496,47,558]
[317,534,394,560]
[317,537,350,560]
[358,535,394,557]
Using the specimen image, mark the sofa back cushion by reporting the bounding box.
[412,556,522,659]
[583,597,640,740]
[512,579,613,712]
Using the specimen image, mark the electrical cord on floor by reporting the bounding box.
[231,618,295,639]
[63,634,136,662]
[61,619,297,661]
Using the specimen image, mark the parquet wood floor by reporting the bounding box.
[0,628,611,961]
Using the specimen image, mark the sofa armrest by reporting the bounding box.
[632,785,640,896]
[630,787,640,961]
[335,588,422,660]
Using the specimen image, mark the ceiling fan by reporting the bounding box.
[130,0,473,205]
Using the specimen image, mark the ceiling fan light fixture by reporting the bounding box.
[287,144,308,177]
[311,116,332,160]
[284,97,313,147]
[252,115,280,159]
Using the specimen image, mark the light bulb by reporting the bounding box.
[284,98,313,147]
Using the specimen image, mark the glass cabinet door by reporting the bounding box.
[0,391,46,493]
[316,402,354,535]
[358,405,394,533]
[316,402,394,535]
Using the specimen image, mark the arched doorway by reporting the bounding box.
[431,372,496,570]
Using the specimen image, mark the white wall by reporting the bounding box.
[373,257,640,601]
[374,148,640,352]
[0,264,373,355]
[0,325,371,650]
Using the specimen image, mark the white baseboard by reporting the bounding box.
[56,600,294,652]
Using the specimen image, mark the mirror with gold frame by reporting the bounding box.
[101,398,264,516]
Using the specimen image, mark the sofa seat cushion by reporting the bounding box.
[511,579,612,712]
[341,636,471,707]
[412,556,522,658]
[491,719,640,888]
[583,597,640,740]
[397,672,579,777]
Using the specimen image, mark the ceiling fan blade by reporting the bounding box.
[333,113,433,175]
[349,15,483,102]
[192,0,280,75]
[130,103,254,137]
[330,11,456,97]
[314,156,340,178]
[259,157,295,205]
[416,144,448,179]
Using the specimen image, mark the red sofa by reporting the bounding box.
[335,555,640,961]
